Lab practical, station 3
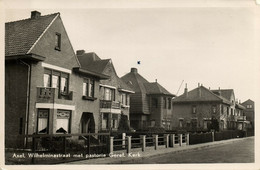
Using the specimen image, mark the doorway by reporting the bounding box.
[80,112,95,133]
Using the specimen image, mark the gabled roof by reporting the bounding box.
[241,99,254,105]
[121,69,149,93]
[76,51,133,92]
[77,52,110,74]
[211,89,234,101]
[144,82,175,96]
[75,52,110,79]
[173,86,231,104]
[5,12,59,57]
[236,103,246,110]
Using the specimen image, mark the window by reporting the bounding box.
[247,105,252,109]
[83,78,95,98]
[192,106,197,114]
[112,114,118,129]
[163,97,167,109]
[44,74,51,87]
[212,105,217,114]
[227,107,229,115]
[121,93,128,105]
[179,119,183,128]
[104,87,115,101]
[55,33,61,50]
[152,98,158,108]
[168,98,171,109]
[231,108,233,115]
[43,69,69,94]
[221,105,224,114]
[56,110,71,133]
[37,109,49,134]
[102,113,109,129]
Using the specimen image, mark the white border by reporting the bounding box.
[42,62,72,74]
[36,103,75,110]
[99,84,116,89]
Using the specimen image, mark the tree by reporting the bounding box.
[210,117,219,132]
[118,113,130,132]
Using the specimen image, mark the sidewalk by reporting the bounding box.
[65,137,253,164]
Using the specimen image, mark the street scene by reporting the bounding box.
[3,1,258,168]
[120,137,254,164]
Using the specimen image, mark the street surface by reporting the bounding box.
[122,137,254,163]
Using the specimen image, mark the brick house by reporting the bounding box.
[5,11,109,148]
[121,68,175,130]
[76,51,135,132]
[172,85,232,131]
[211,89,246,130]
[172,84,246,131]
[241,99,255,129]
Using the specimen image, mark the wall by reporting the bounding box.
[172,102,224,130]
[5,61,28,148]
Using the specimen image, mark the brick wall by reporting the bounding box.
[5,61,28,148]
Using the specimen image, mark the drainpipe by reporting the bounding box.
[19,60,31,148]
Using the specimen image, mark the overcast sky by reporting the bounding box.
[3,0,260,102]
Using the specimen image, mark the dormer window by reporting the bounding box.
[55,33,61,51]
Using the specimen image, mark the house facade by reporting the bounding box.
[5,11,110,148]
[172,85,230,131]
[211,89,246,130]
[121,68,175,130]
[241,99,255,129]
[172,85,246,132]
[76,51,135,132]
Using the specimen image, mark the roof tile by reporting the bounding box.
[5,13,59,56]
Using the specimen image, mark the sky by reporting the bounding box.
[2,0,260,102]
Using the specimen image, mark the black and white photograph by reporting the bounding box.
[1,0,260,169]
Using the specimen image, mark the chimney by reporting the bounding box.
[131,68,138,73]
[218,87,221,95]
[155,79,157,83]
[198,83,200,87]
[31,11,41,19]
[76,50,85,55]
[209,87,211,90]
[198,86,202,97]
[184,83,188,98]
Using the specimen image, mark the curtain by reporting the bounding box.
[38,118,48,133]
[43,74,51,87]
[56,118,69,133]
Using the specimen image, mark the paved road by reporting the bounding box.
[122,137,254,163]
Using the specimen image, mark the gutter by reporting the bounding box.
[19,60,31,148]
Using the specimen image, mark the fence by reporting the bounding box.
[110,133,189,153]
[189,130,247,145]
[10,133,110,164]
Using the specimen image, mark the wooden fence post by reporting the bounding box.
[126,136,131,154]
[186,133,189,145]
[153,135,158,150]
[164,134,169,148]
[179,134,183,146]
[31,136,36,164]
[169,134,175,147]
[212,131,215,142]
[140,135,146,152]
[110,136,114,153]
[122,133,126,148]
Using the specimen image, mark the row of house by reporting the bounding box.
[171,84,253,132]
[5,11,254,148]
